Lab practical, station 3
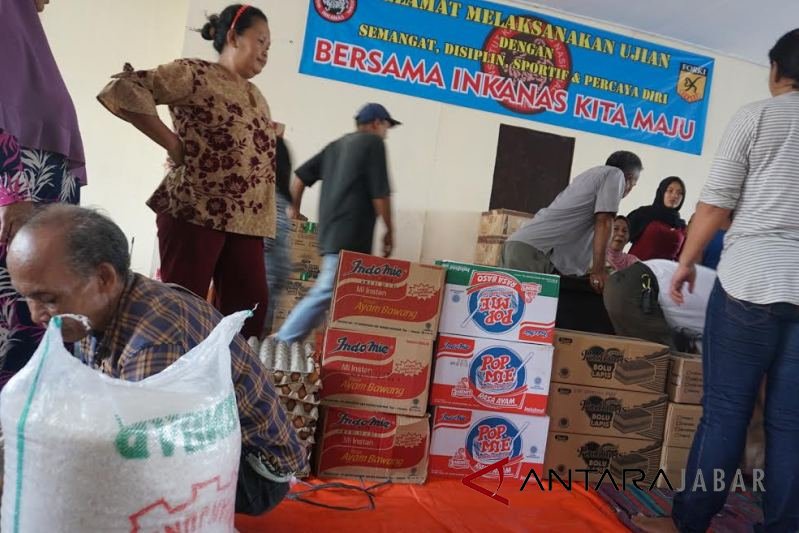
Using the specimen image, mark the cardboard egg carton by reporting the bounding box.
[274,377,321,398]
[277,385,321,405]
[282,399,320,422]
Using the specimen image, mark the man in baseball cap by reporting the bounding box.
[273,103,399,347]
[355,102,401,127]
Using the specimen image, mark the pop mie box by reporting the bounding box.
[320,327,433,416]
[315,406,430,484]
[429,406,550,480]
[431,334,553,415]
[436,261,559,345]
[330,251,445,339]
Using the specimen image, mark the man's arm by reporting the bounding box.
[372,197,394,258]
[287,174,306,220]
[589,212,614,293]
[289,150,324,219]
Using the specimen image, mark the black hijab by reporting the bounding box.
[628,176,687,243]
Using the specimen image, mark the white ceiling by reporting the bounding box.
[518,0,798,67]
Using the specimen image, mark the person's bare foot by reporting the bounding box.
[631,514,679,533]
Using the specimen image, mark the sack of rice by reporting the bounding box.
[0,311,248,533]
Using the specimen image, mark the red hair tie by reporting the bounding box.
[230,4,250,31]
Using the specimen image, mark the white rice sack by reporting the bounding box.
[0,311,249,533]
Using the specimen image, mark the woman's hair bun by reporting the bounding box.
[200,14,220,41]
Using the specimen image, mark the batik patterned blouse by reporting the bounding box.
[98,59,276,237]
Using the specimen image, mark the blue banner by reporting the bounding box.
[300,0,714,155]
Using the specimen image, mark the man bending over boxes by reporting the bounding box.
[500,151,643,294]
[604,259,717,351]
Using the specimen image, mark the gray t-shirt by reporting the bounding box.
[508,165,625,275]
[296,131,391,255]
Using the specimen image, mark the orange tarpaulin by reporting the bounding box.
[235,477,629,532]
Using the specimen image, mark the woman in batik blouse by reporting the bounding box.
[98,4,278,338]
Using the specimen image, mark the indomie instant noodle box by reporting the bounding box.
[320,327,433,416]
[429,406,549,479]
[330,251,445,339]
[431,334,553,415]
[436,261,559,345]
[315,406,430,484]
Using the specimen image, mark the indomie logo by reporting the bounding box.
[349,259,404,278]
[336,412,392,429]
[334,336,391,354]
[442,341,472,351]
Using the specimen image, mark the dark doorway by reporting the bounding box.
[489,125,575,213]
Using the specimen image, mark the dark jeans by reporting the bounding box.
[235,456,291,515]
[673,281,799,533]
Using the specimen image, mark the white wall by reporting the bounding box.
[41,0,190,274]
[44,0,770,270]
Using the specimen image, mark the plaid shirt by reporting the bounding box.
[74,273,306,479]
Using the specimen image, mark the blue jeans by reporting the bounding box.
[275,254,339,343]
[673,281,799,533]
[264,195,291,335]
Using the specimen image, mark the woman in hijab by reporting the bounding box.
[627,176,687,261]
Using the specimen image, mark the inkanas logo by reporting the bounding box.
[315,0,357,23]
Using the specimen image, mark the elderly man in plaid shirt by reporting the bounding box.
[6,204,306,515]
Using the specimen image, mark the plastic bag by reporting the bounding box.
[0,311,249,533]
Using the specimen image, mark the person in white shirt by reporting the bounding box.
[636,29,799,533]
[603,258,716,350]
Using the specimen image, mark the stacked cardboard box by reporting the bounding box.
[288,220,321,281]
[315,251,445,484]
[429,262,560,481]
[266,221,323,337]
[544,330,671,484]
[658,352,702,488]
[474,209,534,266]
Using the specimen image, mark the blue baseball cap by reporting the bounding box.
[355,103,401,127]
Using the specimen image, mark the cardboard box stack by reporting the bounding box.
[659,352,702,487]
[545,330,671,484]
[474,209,534,266]
[315,251,445,484]
[268,221,322,335]
[429,261,560,480]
